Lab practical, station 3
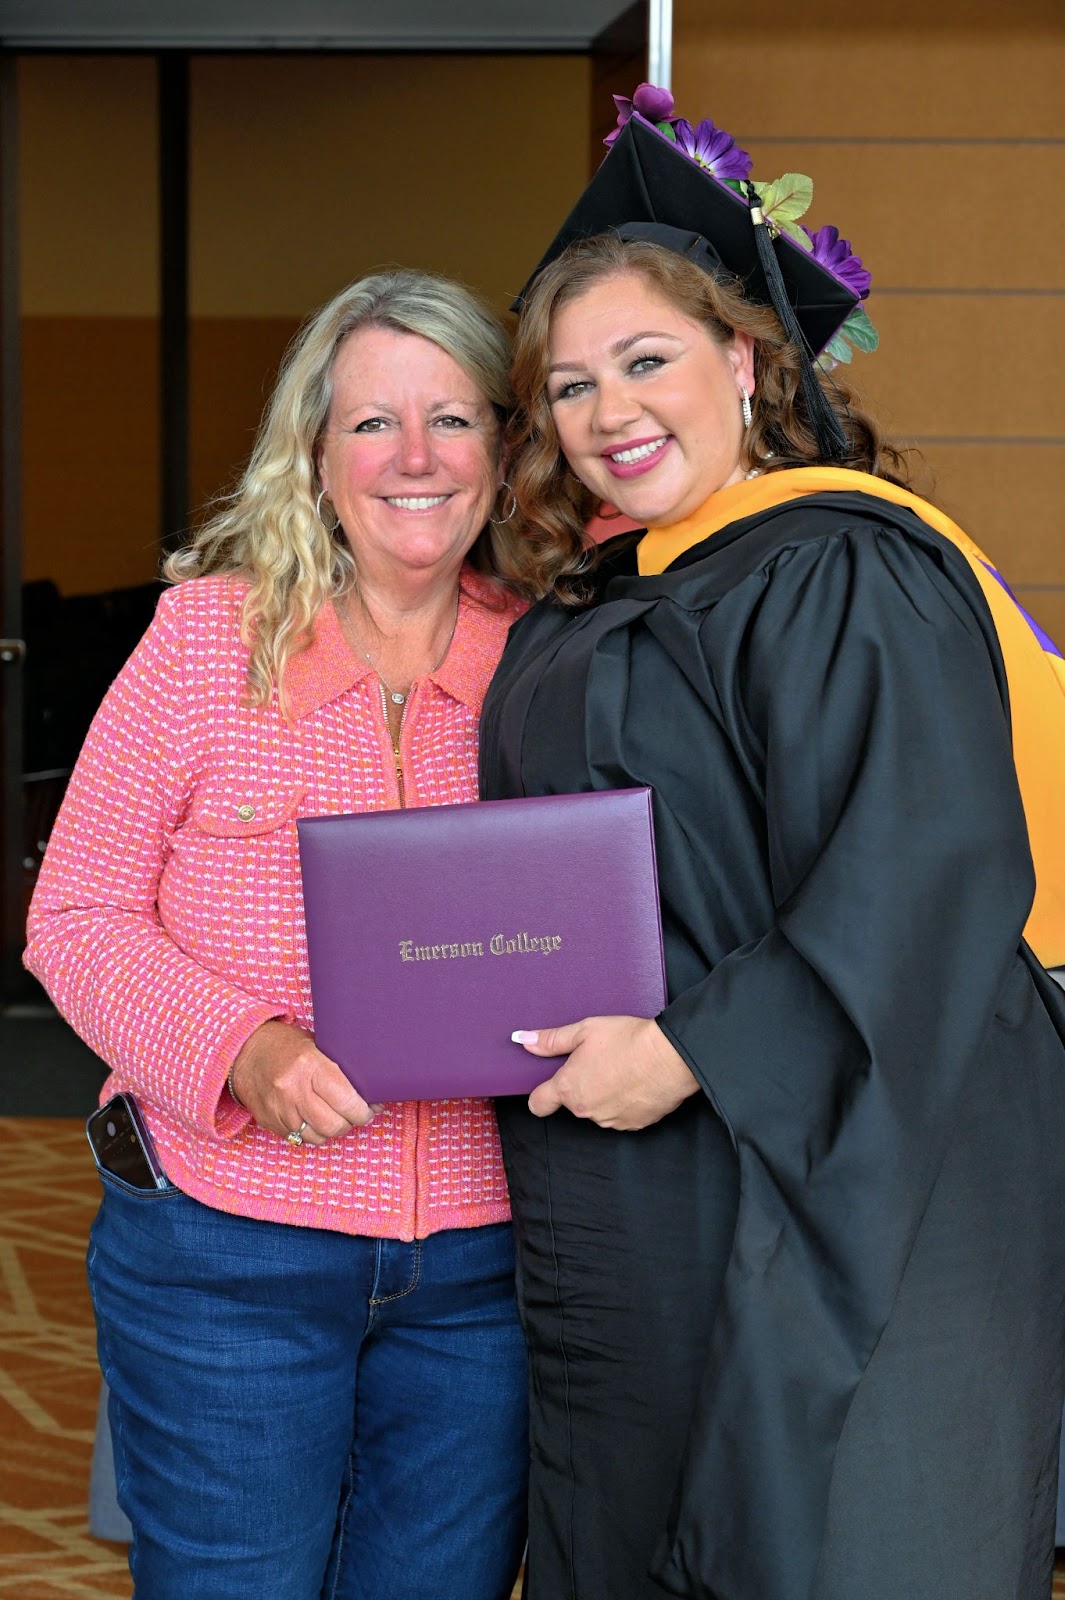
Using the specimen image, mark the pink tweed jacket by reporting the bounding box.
[25,569,526,1240]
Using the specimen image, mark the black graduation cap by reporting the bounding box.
[514,115,859,354]
[513,115,856,456]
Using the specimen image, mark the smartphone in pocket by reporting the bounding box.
[86,1093,169,1190]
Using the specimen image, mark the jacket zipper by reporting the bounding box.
[379,680,418,1232]
[379,681,407,809]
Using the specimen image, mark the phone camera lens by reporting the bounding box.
[105,1120,117,1137]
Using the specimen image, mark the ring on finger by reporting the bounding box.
[285,1119,309,1147]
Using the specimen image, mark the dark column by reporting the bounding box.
[158,52,189,552]
[589,2,648,173]
[0,50,26,1001]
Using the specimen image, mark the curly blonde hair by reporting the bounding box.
[165,269,528,705]
[506,234,912,604]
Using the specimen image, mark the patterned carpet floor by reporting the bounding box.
[0,1118,128,1597]
[0,1116,524,1598]
[1,1114,1062,1598]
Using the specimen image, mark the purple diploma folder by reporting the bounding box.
[297,787,666,1102]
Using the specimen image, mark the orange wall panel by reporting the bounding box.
[22,318,159,596]
[672,0,1065,625]
[19,56,157,317]
[188,54,591,319]
[732,142,1065,293]
[189,317,301,519]
[849,293,1065,439]
[19,51,593,594]
[672,1,1065,140]
[917,444,1065,584]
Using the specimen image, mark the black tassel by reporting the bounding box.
[744,182,848,461]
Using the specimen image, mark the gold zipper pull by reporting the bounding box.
[393,740,405,807]
[379,681,407,806]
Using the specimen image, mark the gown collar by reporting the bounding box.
[636,466,974,576]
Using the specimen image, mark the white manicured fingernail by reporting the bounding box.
[511,1031,539,1045]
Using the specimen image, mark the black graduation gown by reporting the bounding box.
[479,492,1065,1600]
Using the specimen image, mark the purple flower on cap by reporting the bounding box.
[672,117,753,184]
[604,81,675,147]
[803,224,872,300]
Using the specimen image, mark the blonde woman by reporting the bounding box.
[26,270,531,1600]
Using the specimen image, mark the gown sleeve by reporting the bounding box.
[651,522,1048,1597]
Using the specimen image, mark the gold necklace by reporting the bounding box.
[341,593,460,708]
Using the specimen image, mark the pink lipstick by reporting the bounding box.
[600,435,671,479]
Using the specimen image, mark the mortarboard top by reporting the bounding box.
[513,116,859,358]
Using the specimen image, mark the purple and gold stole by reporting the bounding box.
[638,467,1065,966]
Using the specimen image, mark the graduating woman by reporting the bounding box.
[481,88,1065,1600]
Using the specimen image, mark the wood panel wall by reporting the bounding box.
[672,0,1065,640]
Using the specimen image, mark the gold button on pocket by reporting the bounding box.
[189,784,304,839]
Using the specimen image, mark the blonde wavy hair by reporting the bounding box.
[506,234,913,604]
[165,268,527,705]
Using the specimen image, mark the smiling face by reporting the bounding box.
[317,326,502,588]
[545,269,756,528]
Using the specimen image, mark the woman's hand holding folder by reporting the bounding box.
[512,1015,699,1131]
[230,1020,378,1146]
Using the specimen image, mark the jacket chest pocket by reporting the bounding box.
[186,784,306,841]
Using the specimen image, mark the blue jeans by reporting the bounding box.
[87,1172,528,1600]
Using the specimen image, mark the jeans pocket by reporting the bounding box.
[95,1166,183,1202]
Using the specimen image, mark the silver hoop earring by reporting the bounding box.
[489,482,518,527]
[315,488,340,533]
[740,386,753,430]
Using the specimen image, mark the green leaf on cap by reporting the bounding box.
[655,120,677,142]
[756,173,814,227]
[823,332,854,365]
[842,304,879,352]
[773,217,814,250]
